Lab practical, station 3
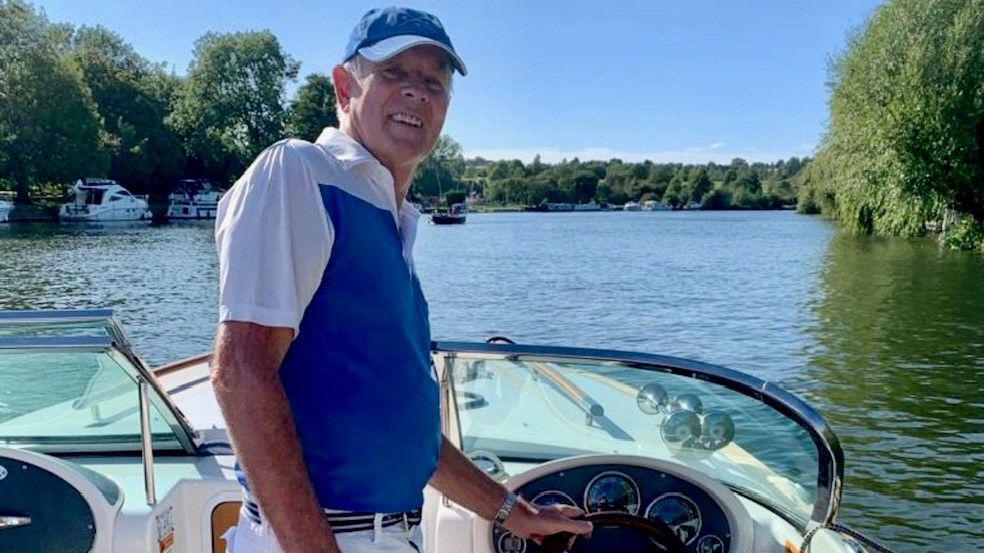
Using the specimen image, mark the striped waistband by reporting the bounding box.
[242,498,422,533]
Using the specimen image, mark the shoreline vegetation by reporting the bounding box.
[1,0,980,249]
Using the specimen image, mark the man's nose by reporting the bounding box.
[402,84,430,103]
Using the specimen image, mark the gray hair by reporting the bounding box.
[335,53,454,113]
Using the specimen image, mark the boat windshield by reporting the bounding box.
[0,313,192,453]
[445,351,828,527]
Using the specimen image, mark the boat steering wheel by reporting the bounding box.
[539,511,691,553]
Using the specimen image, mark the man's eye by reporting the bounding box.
[426,79,445,93]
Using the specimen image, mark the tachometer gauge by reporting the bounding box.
[645,493,702,544]
[531,490,577,508]
[583,471,641,514]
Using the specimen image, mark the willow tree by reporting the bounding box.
[809,0,983,249]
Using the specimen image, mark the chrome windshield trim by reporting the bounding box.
[0,336,111,350]
[0,309,114,323]
[432,340,844,526]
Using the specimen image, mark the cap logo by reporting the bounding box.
[0,464,7,481]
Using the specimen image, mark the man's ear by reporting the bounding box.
[332,65,354,113]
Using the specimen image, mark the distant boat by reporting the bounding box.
[59,179,151,222]
[167,179,222,220]
[432,202,466,225]
[683,200,702,210]
[0,192,14,223]
[573,202,601,211]
[642,200,671,211]
[547,203,574,212]
[623,201,641,211]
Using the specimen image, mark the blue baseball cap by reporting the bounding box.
[343,7,467,76]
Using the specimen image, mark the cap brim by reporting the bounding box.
[358,35,467,76]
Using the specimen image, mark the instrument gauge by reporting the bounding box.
[496,531,527,553]
[696,534,725,553]
[583,471,641,515]
[531,490,578,508]
[645,493,702,544]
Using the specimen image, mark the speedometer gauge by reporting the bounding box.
[583,471,641,514]
[645,493,702,544]
[531,490,577,508]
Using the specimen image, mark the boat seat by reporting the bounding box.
[0,448,119,553]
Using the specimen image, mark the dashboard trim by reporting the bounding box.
[498,454,754,553]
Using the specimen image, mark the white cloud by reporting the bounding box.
[462,142,815,164]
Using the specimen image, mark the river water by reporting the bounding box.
[0,211,980,551]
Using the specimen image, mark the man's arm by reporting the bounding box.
[428,436,592,540]
[211,321,339,553]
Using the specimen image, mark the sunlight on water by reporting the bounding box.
[1,211,981,550]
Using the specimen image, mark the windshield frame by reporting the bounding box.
[433,341,844,527]
[0,309,198,454]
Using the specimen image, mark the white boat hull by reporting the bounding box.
[59,206,152,222]
[167,204,219,219]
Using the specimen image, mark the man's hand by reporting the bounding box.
[428,438,592,547]
[502,501,592,545]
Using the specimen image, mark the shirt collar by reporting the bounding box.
[315,127,381,170]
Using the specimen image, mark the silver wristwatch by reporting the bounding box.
[494,491,519,525]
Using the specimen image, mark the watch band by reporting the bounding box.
[494,491,519,525]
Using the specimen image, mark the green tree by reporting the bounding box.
[688,168,713,202]
[167,31,300,186]
[0,0,108,202]
[287,73,337,142]
[68,25,184,194]
[804,0,984,249]
[412,135,465,199]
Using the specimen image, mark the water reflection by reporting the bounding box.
[795,234,984,551]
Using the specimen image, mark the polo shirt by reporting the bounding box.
[215,128,440,512]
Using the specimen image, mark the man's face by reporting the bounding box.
[344,46,452,168]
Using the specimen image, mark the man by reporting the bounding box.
[212,7,592,553]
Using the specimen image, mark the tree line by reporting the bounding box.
[412,139,809,211]
[798,0,983,251]
[0,0,336,202]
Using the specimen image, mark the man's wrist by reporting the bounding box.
[493,490,520,525]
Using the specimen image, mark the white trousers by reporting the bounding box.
[224,512,424,553]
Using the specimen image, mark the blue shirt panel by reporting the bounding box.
[277,183,440,512]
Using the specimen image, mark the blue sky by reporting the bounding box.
[38,0,883,163]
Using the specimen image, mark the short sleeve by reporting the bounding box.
[215,139,333,334]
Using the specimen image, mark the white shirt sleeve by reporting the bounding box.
[215,139,333,333]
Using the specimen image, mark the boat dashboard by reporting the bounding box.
[486,454,754,553]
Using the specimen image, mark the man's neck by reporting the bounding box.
[339,124,416,210]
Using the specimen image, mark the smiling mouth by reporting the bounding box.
[389,112,423,128]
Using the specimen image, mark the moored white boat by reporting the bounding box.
[643,200,672,211]
[58,179,152,222]
[0,310,894,553]
[167,179,223,220]
[623,201,642,211]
